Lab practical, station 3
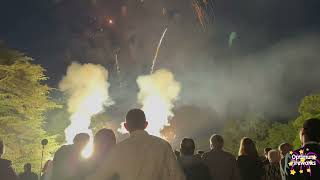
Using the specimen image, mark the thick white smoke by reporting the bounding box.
[59,62,113,157]
[136,69,181,137]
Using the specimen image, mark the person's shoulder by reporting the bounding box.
[149,135,173,149]
[110,138,129,150]
[222,150,236,159]
[149,134,170,144]
[0,158,12,167]
[202,150,218,159]
[56,144,71,153]
[0,158,12,164]
[237,155,252,163]
[237,155,259,162]
[237,155,245,160]
[115,133,171,150]
[54,144,73,159]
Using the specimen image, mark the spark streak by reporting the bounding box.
[115,53,122,87]
[150,27,168,74]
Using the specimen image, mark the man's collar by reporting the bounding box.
[130,130,149,137]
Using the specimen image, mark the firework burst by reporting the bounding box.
[191,0,215,31]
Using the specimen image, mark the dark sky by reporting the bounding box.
[1,0,320,121]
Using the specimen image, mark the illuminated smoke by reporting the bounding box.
[59,62,113,158]
[137,69,181,137]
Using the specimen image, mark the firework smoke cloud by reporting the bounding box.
[59,62,113,157]
[137,69,181,137]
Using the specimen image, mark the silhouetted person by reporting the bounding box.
[40,160,53,180]
[51,133,90,180]
[265,150,281,180]
[19,163,38,180]
[237,137,264,180]
[202,134,240,180]
[0,140,19,180]
[87,128,116,174]
[278,143,293,180]
[263,147,272,165]
[86,108,185,180]
[178,138,211,180]
[93,128,116,160]
[285,118,320,180]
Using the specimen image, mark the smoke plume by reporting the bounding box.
[59,62,113,157]
[136,69,181,137]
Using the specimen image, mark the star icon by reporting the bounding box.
[288,161,294,166]
[290,169,296,175]
[307,168,311,173]
[299,150,304,154]
[309,160,314,164]
[290,151,293,155]
[299,170,303,174]
[300,158,305,163]
[312,155,317,160]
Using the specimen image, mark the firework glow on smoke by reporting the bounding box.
[59,62,113,158]
[136,69,181,137]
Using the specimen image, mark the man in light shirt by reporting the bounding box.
[86,108,185,180]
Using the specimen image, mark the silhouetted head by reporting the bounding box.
[268,150,281,163]
[278,143,293,158]
[124,109,148,133]
[180,138,195,156]
[264,147,272,158]
[94,128,116,155]
[300,118,320,145]
[24,163,32,173]
[210,134,224,150]
[73,133,90,150]
[238,137,258,158]
[0,140,3,157]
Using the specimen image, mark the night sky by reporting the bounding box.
[1,0,320,121]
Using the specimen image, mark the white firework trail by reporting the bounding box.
[150,27,168,74]
[115,53,122,87]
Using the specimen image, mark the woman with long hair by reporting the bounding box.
[237,137,264,180]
